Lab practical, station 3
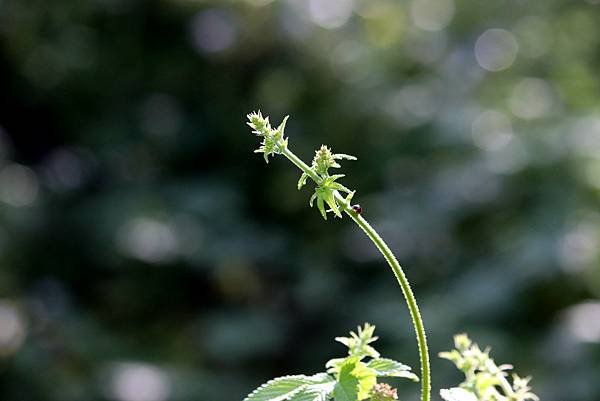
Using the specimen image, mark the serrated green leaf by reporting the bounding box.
[333,363,358,401]
[333,359,376,401]
[290,378,336,401]
[367,358,419,382]
[244,375,319,401]
[440,388,478,401]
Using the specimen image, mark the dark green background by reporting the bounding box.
[1,0,599,400]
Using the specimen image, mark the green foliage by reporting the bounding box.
[439,334,538,401]
[243,324,417,401]
[366,359,418,382]
[333,358,376,401]
[243,374,336,401]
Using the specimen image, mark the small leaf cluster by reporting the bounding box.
[243,324,418,401]
[301,145,356,220]
[247,111,289,163]
[439,334,538,401]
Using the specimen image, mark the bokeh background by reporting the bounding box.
[1,0,600,400]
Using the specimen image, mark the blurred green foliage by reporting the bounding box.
[0,0,600,401]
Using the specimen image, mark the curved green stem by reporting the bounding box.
[345,208,430,401]
[281,147,431,401]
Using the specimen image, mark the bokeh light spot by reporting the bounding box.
[384,79,443,128]
[307,0,353,29]
[410,0,455,32]
[564,302,600,343]
[0,301,26,356]
[117,218,178,264]
[361,2,405,48]
[475,28,518,71]
[41,148,89,192]
[471,110,513,151]
[509,78,554,120]
[330,41,371,84]
[245,0,275,6]
[484,137,529,174]
[190,9,237,54]
[569,117,600,158]
[559,223,598,272]
[0,164,39,207]
[109,363,171,401]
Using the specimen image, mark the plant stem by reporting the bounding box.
[345,208,430,401]
[281,147,431,401]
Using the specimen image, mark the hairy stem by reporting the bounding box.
[345,207,430,401]
[281,147,431,401]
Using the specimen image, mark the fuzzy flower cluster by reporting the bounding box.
[247,111,289,163]
[439,334,538,401]
[371,383,399,401]
[311,144,356,176]
[306,148,355,220]
[297,145,357,220]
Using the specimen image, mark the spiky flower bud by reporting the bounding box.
[247,110,271,136]
[370,383,398,401]
[312,145,338,176]
[247,111,289,163]
[311,145,357,177]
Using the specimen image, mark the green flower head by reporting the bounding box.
[312,145,357,177]
[247,111,289,163]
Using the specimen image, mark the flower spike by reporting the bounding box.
[247,111,357,220]
[247,111,289,163]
